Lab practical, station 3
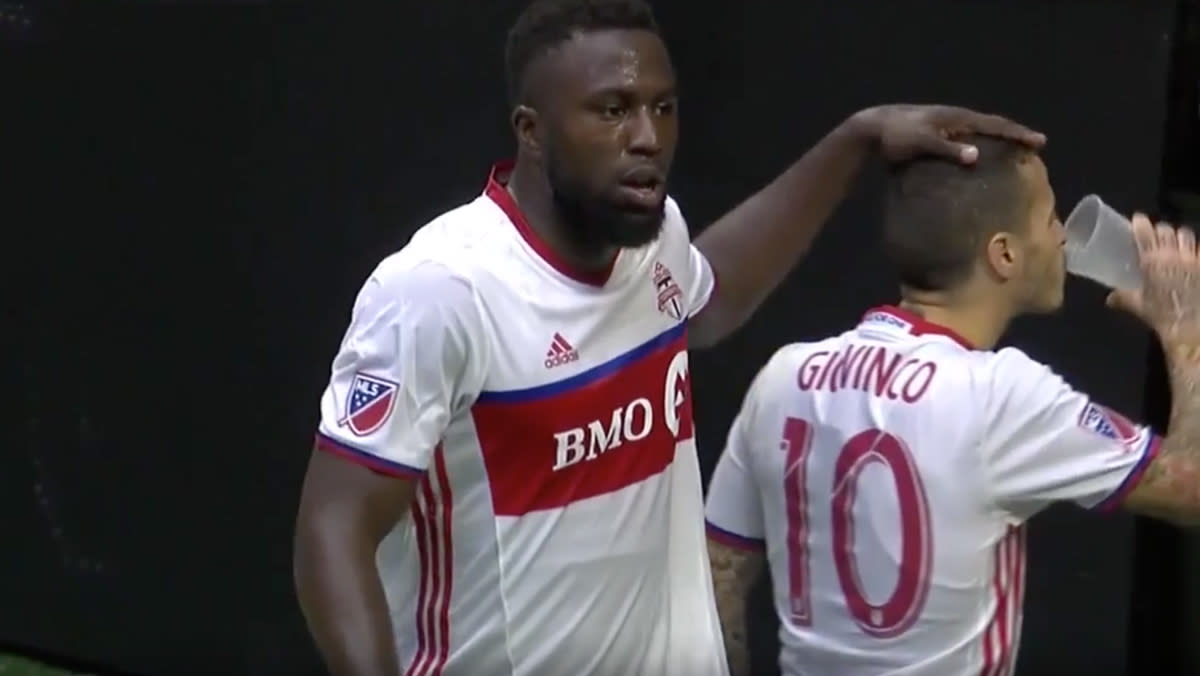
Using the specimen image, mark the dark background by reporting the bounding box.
[3,1,1197,674]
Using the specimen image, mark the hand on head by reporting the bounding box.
[863,104,1047,165]
[1106,213,1200,340]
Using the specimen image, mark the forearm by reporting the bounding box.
[295,532,400,676]
[713,583,752,676]
[707,540,762,676]
[1132,340,1200,524]
[691,112,875,345]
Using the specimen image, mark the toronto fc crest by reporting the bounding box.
[653,261,684,321]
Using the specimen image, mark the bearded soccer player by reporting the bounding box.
[703,135,1200,676]
[291,0,1044,673]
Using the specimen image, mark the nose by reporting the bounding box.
[626,107,662,156]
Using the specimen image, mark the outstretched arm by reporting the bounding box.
[708,538,766,676]
[688,105,1045,348]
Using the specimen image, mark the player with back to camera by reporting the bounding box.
[703,134,1200,676]
[290,0,1045,674]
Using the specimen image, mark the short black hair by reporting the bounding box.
[504,0,660,106]
[883,135,1035,292]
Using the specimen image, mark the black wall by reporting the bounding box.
[3,2,1176,674]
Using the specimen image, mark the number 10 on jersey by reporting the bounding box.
[781,417,933,638]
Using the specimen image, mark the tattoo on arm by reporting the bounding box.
[1130,342,1200,524]
[708,539,765,676]
[1121,227,1200,524]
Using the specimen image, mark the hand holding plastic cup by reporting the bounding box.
[1064,194,1142,291]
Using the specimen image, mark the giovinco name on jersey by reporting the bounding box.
[797,344,938,403]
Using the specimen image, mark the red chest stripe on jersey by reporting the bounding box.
[472,323,694,516]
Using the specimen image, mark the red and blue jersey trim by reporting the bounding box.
[314,431,426,479]
[1092,432,1163,513]
[705,520,766,552]
[476,322,686,404]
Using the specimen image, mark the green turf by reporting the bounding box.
[0,654,73,676]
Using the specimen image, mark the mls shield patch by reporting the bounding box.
[1078,402,1140,449]
[339,373,399,437]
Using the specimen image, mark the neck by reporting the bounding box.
[897,288,1015,350]
[506,158,618,272]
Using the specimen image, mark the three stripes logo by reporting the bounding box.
[544,332,580,369]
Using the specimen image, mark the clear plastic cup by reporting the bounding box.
[1064,194,1142,291]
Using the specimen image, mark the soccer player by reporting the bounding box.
[703,135,1200,675]
[291,0,1043,673]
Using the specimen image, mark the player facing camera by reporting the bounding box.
[883,135,1067,333]
[505,0,675,254]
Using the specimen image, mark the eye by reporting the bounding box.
[655,99,677,116]
[599,102,627,120]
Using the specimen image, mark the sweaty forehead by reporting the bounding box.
[532,28,674,101]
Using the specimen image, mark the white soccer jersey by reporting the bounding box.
[314,162,728,676]
[704,306,1161,676]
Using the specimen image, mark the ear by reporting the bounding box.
[511,104,542,158]
[983,231,1020,282]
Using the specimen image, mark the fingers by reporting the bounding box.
[1179,226,1197,259]
[1134,214,1195,261]
[922,134,979,164]
[1107,288,1143,318]
[1156,221,1177,250]
[1130,213,1158,254]
[956,110,1047,149]
[956,142,979,164]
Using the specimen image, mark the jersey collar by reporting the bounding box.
[859,305,976,350]
[483,160,616,287]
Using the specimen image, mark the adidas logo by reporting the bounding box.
[544,332,580,369]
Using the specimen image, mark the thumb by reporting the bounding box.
[1106,288,1142,316]
[955,141,979,164]
[928,136,977,164]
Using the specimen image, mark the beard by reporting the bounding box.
[546,155,666,250]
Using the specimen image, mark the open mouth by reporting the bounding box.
[618,168,664,204]
[621,178,661,195]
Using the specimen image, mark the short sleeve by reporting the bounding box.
[665,198,716,318]
[683,244,717,318]
[980,347,1162,517]
[314,262,487,478]
[704,364,770,552]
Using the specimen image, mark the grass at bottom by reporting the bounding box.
[0,654,75,676]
